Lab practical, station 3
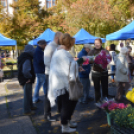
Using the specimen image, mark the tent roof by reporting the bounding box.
[106,21,134,40]
[74,28,106,44]
[28,28,55,45]
[0,34,17,46]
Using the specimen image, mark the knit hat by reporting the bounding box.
[120,47,128,54]
[84,44,93,50]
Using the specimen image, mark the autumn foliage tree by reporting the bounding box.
[0,0,50,46]
[58,0,134,37]
[0,0,134,49]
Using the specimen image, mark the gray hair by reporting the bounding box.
[126,45,132,50]
[84,44,93,50]
[55,32,63,39]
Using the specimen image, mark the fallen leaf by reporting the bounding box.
[54,127,58,130]
[12,121,17,123]
[37,123,41,126]
[88,127,93,130]
[85,111,90,113]
[83,115,88,117]
[71,132,79,134]
[41,119,45,122]
[100,124,108,127]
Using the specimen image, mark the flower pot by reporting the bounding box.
[106,112,111,126]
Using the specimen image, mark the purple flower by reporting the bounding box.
[94,50,111,69]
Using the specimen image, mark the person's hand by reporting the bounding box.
[82,56,87,61]
[79,66,85,72]
[26,79,31,83]
[74,58,78,61]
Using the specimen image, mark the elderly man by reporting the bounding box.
[44,32,63,121]
[78,44,92,104]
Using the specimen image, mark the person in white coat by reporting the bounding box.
[115,47,131,100]
[44,32,63,121]
[48,33,85,133]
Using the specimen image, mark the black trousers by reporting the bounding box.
[92,71,108,102]
[44,74,51,117]
[23,83,33,113]
[44,96,51,117]
[57,92,77,125]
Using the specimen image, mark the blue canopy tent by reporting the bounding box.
[28,28,55,45]
[0,33,16,46]
[106,21,134,40]
[74,28,106,44]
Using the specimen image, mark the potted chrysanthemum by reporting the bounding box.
[101,101,128,126]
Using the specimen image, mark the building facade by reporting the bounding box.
[0,0,14,14]
[0,0,56,14]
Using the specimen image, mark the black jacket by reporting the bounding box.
[17,52,35,86]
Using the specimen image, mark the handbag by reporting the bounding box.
[68,62,83,101]
[93,63,105,72]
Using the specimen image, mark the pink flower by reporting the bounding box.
[101,102,108,109]
[118,103,127,109]
[94,50,111,69]
[83,59,89,65]
[101,101,127,112]
[108,103,118,111]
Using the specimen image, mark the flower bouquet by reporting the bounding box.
[94,50,111,69]
[101,101,129,126]
[101,101,128,113]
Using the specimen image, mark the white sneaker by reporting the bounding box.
[62,124,76,133]
[95,102,102,108]
[102,97,108,103]
[68,120,77,128]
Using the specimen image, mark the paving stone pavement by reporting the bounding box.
[3,78,113,134]
[0,79,37,134]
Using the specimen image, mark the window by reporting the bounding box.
[1,0,6,7]
[52,0,55,6]
[46,0,51,8]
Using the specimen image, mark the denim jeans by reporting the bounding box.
[80,78,90,102]
[33,73,46,102]
[23,83,33,113]
[110,65,116,80]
